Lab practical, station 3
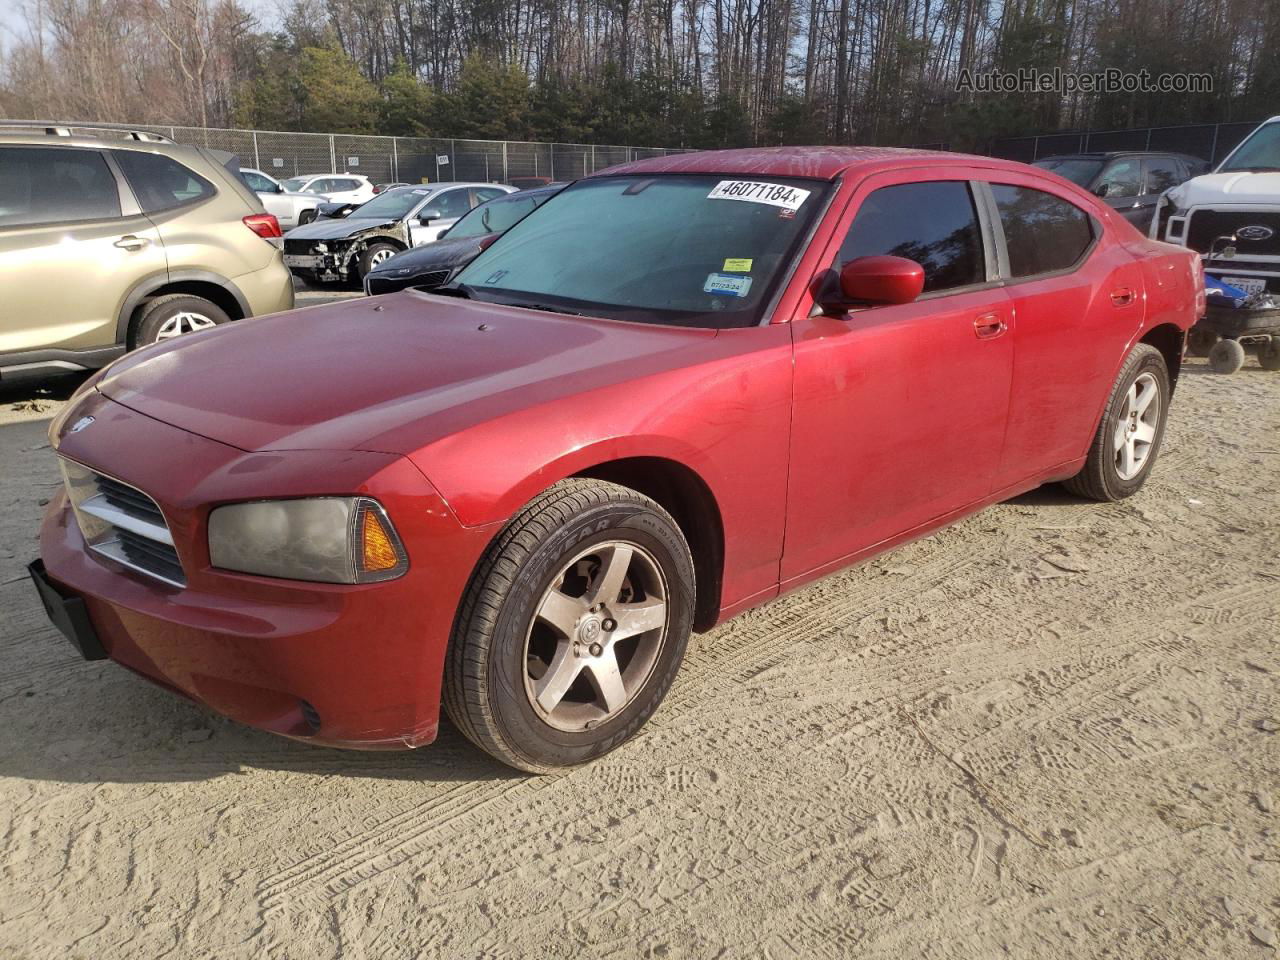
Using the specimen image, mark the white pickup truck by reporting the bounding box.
[1153,116,1280,297]
[1152,116,1280,373]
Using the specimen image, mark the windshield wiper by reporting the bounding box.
[434,282,474,299]
[511,302,584,317]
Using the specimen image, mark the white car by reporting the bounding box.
[1152,115,1280,299]
[278,174,377,206]
[238,168,323,230]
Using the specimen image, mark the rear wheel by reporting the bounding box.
[130,294,230,348]
[1062,343,1169,502]
[444,479,695,773]
[1208,338,1247,374]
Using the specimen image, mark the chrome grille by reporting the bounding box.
[60,459,185,587]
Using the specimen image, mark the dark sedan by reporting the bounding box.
[1032,151,1208,231]
[363,184,563,295]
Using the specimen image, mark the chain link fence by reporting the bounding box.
[14,121,693,185]
[989,120,1263,165]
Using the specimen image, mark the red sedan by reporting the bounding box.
[30,147,1202,772]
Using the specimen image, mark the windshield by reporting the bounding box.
[280,178,308,192]
[451,175,828,328]
[449,193,548,239]
[347,189,426,220]
[1033,157,1105,187]
[1220,123,1280,172]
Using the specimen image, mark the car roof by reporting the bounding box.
[591,146,1032,182]
[1034,151,1203,161]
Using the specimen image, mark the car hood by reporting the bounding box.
[368,235,493,275]
[284,217,395,241]
[97,293,717,455]
[1167,171,1280,209]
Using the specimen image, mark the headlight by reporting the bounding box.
[208,497,408,584]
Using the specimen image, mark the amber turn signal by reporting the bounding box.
[360,506,401,573]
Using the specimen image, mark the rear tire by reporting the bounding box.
[1062,343,1169,502]
[444,479,695,773]
[1208,339,1246,374]
[130,294,231,348]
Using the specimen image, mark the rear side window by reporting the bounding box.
[839,181,985,293]
[1095,159,1141,198]
[0,147,121,227]
[114,151,214,213]
[991,185,1094,278]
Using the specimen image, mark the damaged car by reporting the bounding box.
[363,183,564,295]
[282,182,516,285]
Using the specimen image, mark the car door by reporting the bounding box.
[409,187,473,245]
[782,174,1014,581]
[1093,158,1147,227]
[0,145,166,356]
[982,177,1146,483]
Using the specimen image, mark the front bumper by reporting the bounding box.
[34,390,495,749]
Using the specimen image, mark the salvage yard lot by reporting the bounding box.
[0,357,1277,958]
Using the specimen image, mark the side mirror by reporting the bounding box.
[816,255,925,313]
[274,183,284,194]
[1093,182,1111,198]
[418,208,442,224]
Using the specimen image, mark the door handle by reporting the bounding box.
[114,235,150,251]
[973,313,1007,340]
[1111,287,1135,306]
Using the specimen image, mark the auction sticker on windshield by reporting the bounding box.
[704,272,754,297]
[708,181,811,211]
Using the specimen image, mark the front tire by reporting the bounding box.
[358,242,399,280]
[1062,343,1170,502]
[444,479,695,773]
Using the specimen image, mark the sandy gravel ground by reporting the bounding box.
[0,348,1277,959]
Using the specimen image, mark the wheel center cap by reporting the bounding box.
[578,617,602,643]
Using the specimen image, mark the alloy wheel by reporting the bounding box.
[523,541,669,732]
[155,311,217,341]
[1113,371,1160,480]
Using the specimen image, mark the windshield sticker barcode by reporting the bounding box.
[704,272,754,298]
[708,181,811,211]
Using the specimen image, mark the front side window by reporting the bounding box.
[114,151,214,213]
[1144,158,1183,194]
[474,187,508,204]
[0,147,121,227]
[430,189,473,219]
[838,181,985,294]
[991,184,1093,278]
[1219,122,1280,172]
[242,170,274,192]
[452,174,829,328]
[1095,160,1142,198]
[450,194,542,238]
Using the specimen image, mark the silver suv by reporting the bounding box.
[0,123,295,381]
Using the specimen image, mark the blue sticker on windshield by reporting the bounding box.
[703,272,753,298]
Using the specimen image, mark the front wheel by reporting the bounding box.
[1062,343,1170,502]
[358,242,399,280]
[444,479,695,773]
